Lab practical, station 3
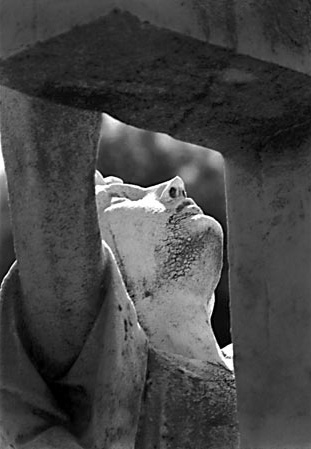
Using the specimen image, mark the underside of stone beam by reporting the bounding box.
[1,10,311,155]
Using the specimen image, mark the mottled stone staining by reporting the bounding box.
[256,0,311,52]
[155,213,208,282]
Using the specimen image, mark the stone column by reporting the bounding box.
[225,131,311,448]
[0,88,104,379]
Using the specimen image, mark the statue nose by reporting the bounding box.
[160,176,187,201]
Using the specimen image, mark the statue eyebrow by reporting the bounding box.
[145,182,166,196]
[105,184,147,201]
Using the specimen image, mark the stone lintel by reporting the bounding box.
[1,10,311,154]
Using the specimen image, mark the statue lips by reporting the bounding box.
[175,199,223,249]
[175,198,203,215]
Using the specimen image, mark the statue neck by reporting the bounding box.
[133,285,229,369]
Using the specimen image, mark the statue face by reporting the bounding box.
[96,175,223,302]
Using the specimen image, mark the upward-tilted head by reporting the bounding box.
[96,171,227,367]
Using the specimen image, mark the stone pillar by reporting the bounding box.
[0,88,103,379]
[225,132,311,448]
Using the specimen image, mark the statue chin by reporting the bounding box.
[186,213,223,244]
[189,211,221,227]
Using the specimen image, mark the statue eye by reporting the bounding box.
[169,187,177,198]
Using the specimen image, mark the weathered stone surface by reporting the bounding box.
[1,0,311,74]
[226,136,311,448]
[0,248,148,449]
[136,348,238,449]
[1,88,104,378]
[1,11,311,155]
[236,0,311,73]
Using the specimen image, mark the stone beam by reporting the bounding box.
[1,11,311,157]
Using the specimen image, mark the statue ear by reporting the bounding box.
[95,170,124,186]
